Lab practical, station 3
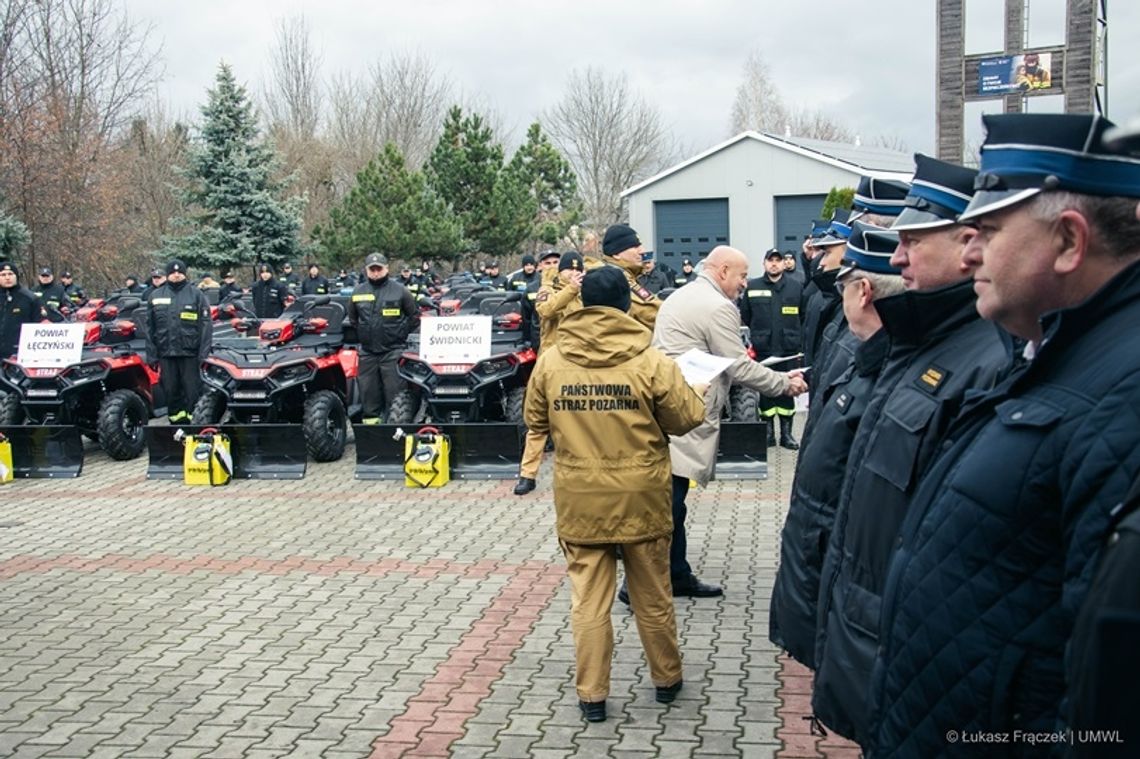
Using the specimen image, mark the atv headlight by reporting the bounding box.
[2,361,24,386]
[203,362,233,387]
[63,360,109,385]
[473,356,515,381]
[271,362,314,387]
[399,358,433,381]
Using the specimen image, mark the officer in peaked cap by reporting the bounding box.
[811,151,1012,745]
[850,176,911,225]
[865,113,1140,757]
[33,266,69,316]
[770,220,905,671]
[801,216,852,378]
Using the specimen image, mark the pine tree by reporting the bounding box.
[313,143,463,270]
[167,63,303,272]
[426,106,504,254]
[0,209,30,262]
[508,122,580,246]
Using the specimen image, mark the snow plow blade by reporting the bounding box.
[145,424,307,480]
[354,423,523,480]
[715,422,768,480]
[0,425,84,478]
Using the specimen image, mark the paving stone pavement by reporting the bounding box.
[1,422,859,758]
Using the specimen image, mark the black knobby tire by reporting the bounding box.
[96,389,148,460]
[727,385,759,422]
[386,389,420,425]
[0,391,26,425]
[303,389,347,462]
[504,385,526,425]
[192,390,228,425]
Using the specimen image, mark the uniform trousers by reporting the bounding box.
[358,351,403,419]
[159,357,202,419]
[518,427,546,478]
[559,535,682,702]
[759,394,795,417]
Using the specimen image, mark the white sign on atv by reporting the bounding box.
[419,315,493,364]
[17,323,86,368]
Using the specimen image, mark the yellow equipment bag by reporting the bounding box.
[404,426,450,488]
[0,433,13,484]
[181,428,233,486]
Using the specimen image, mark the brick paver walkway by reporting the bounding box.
[1,425,859,757]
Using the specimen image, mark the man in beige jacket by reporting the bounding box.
[644,246,807,600]
[525,266,706,723]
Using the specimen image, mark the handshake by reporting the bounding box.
[785,369,809,397]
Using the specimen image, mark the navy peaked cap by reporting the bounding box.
[960,113,1140,221]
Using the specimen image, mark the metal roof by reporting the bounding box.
[622,131,914,198]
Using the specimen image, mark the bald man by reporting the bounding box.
[621,246,807,602]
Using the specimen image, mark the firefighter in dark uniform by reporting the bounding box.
[33,267,70,317]
[507,254,540,294]
[301,263,330,296]
[59,271,87,307]
[397,265,421,296]
[636,255,671,294]
[124,274,145,295]
[0,262,40,359]
[673,259,698,287]
[280,262,301,294]
[145,259,212,423]
[348,253,420,423]
[250,263,287,318]
[741,248,804,448]
[218,271,242,301]
[483,261,508,290]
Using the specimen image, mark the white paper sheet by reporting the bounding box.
[675,348,737,385]
[759,352,804,367]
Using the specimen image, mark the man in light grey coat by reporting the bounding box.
[626,246,807,601]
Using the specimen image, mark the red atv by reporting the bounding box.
[0,294,161,461]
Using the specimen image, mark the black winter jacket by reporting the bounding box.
[865,260,1140,758]
[145,281,212,360]
[251,277,287,318]
[33,280,69,314]
[740,274,803,359]
[812,280,1010,743]
[300,275,329,296]
[1,285,40,358]
[801,268,841,379]
[348,276,419,357]
[770,328,889,668]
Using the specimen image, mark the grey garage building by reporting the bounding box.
[621,132,914,272]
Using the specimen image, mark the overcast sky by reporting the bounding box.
[123,0,1140,160]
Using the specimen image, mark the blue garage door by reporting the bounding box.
[654,199,729,269]
[774,194,828,252]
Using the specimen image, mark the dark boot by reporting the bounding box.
[766,421,776,448]
[779,415,799,450]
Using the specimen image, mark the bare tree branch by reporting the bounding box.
[542,67,675,230]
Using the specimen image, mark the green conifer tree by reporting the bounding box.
[167,63,303,272]
[313,143,463,270]
[508,122,580,246]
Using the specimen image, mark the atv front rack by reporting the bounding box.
[0,425,84,478]
[715,422,769,479]
[353,423,523,480]
[145,424,307,480]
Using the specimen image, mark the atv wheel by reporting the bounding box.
[727,385,759,422]
[192,390,229,425]
[304,390,347,462]
[504,386,526,425]
[0,391,25,425]
[97,389,148,460]
[386,389,420,424]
